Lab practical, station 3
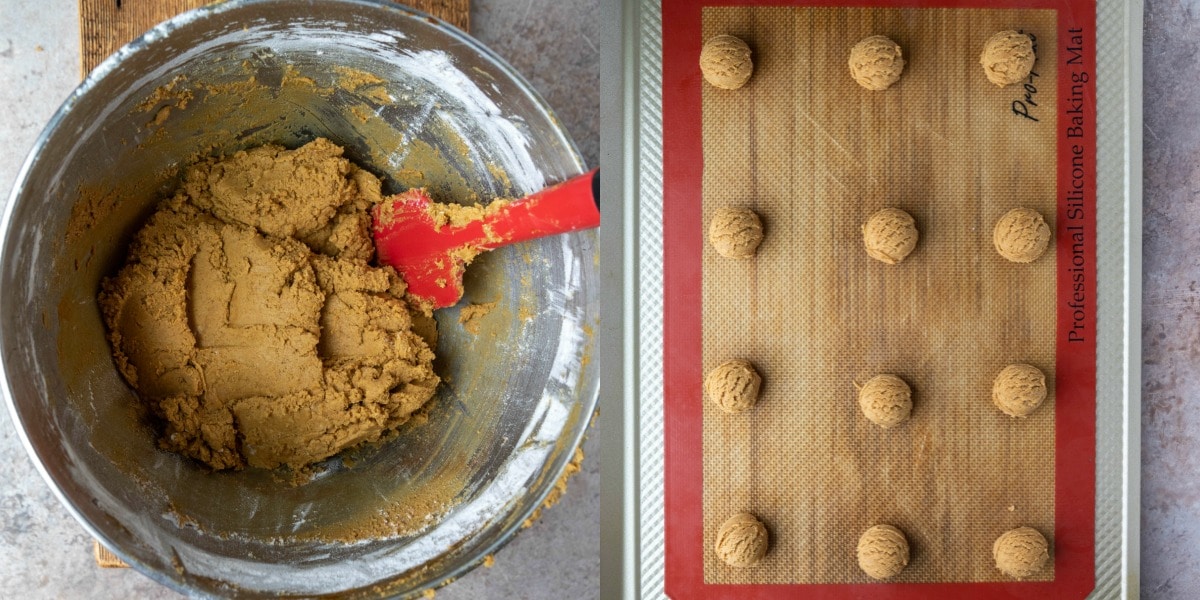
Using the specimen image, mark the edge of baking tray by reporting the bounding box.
[598,0,640,597]
[614,0,1145,598]
[1095,0,1142,596]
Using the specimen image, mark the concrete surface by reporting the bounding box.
[0,0,598,598]
[1143,1,1200,599]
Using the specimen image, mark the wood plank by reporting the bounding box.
[92,540,129,569]
[79,0,470,76]
[408,0,470,32]
[700,6,1057,584]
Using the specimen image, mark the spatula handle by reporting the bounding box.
[481,169,600,248]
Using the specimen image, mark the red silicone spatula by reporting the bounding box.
[372,168,600,309]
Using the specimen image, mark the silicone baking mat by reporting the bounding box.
[662,1,1096,598]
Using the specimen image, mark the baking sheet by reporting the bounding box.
[625,0,1141,598]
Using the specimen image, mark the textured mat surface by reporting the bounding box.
[699,6,1058,584]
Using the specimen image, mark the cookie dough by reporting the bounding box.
[99,138,440,471]
[858,374,912,428]
[714,512,769,567]
[862,208,918,264]
[993,526,1050,579]
[980,31,1036,87]
[700,35,754,90]
[857,524,910,579]
[994,208,1051,263]
[849,35,905,91]
[705,359,762,414]
[993,364,1047,417]
[709,206,764,258]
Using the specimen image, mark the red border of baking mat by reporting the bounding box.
[661,0,1097,598]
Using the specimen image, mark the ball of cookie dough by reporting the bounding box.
[849,35,906,90]
[980,31,1036,87]
[709,206,764,258]
[858,374,912,428]
[994,208,1051,263]
[992,364,1047,417]
[700,35,754,90]
[862,208,918,264]
[705,359,762,414]
[857,524,910,580]
[993,526,1050,579]
[715,512,769,567]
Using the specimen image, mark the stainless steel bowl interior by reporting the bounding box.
[0,0,598,596]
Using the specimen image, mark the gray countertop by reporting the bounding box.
[1142,1,1200,598]
[6,0,1199,597]
[0,1,598,598]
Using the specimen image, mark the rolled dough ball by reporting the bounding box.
[849,35,905,90]
[993,526,1050,579]
[992,363,1047,417]
[714,512,769,567]
[858,374,912,428]
[857,524,910,580]
[705,359,762,414]
[994,208,1051,263]
[862,208,918,264]
[709,206,764,258]
[980,31,1036,87]
[700,35,753,90]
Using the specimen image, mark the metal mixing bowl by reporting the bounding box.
[0,0,597,596]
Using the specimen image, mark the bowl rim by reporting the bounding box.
[0,0,594,596]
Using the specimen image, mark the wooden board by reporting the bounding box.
[700,7,1058,584]
[79,0,470,75]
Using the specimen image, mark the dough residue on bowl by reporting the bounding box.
[459,301,498,335]
[99,138,440,472]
